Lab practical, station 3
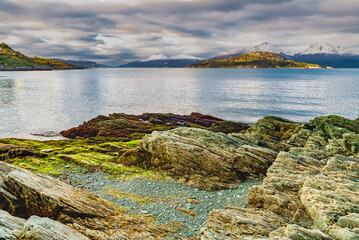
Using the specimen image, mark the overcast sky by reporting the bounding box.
[1,0,358,65]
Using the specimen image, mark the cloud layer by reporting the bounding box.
[1,0,358,65]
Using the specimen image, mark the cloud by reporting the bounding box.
[0,0,358,65]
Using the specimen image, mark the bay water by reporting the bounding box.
[0,68,358,139]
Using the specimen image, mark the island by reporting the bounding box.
[187,51,322,68]
[0,42,83,70]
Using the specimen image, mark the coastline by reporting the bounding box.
[1,113,358,239]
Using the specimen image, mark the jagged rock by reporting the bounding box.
[0,162,114,219]
[247,151,326,226]
[269,224,334,239]
[22,215,90,240]
[300,155,359,234]
[136,127,278,190]
[0,209,26,240]
[310,115,359,136]
[246,116,300,143]
[201,207,291,239]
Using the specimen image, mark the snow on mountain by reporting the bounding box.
[298,43,353,55]
[146,54,169,61]
[145,54,202,61]
[211,42,284,59]
[250,42,283,53]
[169,54,202,60]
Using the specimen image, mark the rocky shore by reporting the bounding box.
[1,113,358,239]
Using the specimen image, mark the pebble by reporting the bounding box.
[60,170,261,239]
[40,149,53,153]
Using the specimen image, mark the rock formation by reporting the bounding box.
[129,127,278,190]
[201,115,359,239]
[0,162,172,239]
[1,114,358,239]
[60,112,250,139]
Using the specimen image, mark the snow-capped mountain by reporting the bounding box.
[250,42,283,54]
[210,42,284,59]
[145,54,202,61]
[292,44,359,68]
[297,43,353,56]
[146,54,169,61]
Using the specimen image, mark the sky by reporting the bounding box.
[1,0,359,66]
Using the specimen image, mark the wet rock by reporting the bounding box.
[0,209,26,240]
[30,130,61,138]
[22,215,90,240]
[0,162,114,219]
[60,127,98,139]
[148,118,165,125]
[136,127,278,190]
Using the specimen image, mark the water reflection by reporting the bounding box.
[0,68,358,139]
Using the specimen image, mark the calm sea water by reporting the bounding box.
[1,68,358,139]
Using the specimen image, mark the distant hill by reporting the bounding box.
[188,51,322,68]
[52,58,111,68]
[118,58,203,68]
[0,42,83,70]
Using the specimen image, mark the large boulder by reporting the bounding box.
[135,127,278,190]
[0,162,114,219]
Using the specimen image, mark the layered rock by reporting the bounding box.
[61,112,249,139]
[201,207,291,239]
[133,127,278,190]
[0,162,114,219]
[0,161,173,239]
[201,115,359,239]
[0,210,26,240]
[300,155,359,236]
[22,216,90,240]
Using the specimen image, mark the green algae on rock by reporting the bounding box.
[1,113,359,239]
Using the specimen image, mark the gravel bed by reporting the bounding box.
[61,169,261,239]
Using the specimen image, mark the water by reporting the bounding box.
[0,68,358,139]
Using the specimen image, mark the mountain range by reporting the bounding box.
[0,43,83,70]
[118,42,359,68]
[210,42,359,68]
